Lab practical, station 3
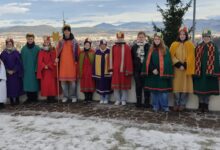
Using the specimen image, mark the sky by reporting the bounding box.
[0,0,220,27]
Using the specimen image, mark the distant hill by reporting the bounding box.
[0,19,219,35]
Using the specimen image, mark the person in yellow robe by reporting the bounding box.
[170,26,195,111]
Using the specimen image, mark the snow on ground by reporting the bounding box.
[0,111,220,150]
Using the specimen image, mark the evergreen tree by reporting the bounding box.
[153,0,192,47]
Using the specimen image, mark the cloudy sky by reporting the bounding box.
[0,0,219,27]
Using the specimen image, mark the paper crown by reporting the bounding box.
[116,31,125,39]
[100,39,107,45]
[202,29,212,37]
[84,38,92,45]
[43,36,51,43]
[154,32,163,39]
[179,26,188,33]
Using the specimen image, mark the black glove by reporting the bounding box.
[174,62,183,68]
[183,62,187,69]
[0,79,2,82]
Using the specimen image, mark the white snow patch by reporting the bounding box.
[0,111,219,150]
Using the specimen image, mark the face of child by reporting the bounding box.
[6,42,13,49]
[64,30,71,38]
[100,44,107,50]
[203,36,211,44]
[154,36,161,46]
[137,34,146,43]
[179,31,186,41]
[27,37,34,44]
[44,41,50,47]
[84,43,91,49]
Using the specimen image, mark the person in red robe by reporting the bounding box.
[109,32,133,106]
[79,38,95,104]
[37,36,58,103]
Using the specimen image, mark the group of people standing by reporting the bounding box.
[0,25,219,113]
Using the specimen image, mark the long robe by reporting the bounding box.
[170,41,195,93]
[93,48,112,95]
[21,45,40,92]
[110,43,133,90]
[79,49,95,92]
[193,42,220,96]
[141,48,173,92]
[37,50,58,96]
[57,40,80,81]
[0,60,7,103]
[0,50,23,97]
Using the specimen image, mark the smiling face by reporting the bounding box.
[84,42,91,49]
[6,41,13,49]
[27,37,34,44]
[154,36,161,46]
[179,31,186,41]
[137,34,146,43]
[64,30,71,38]
[100,44,107,50]
[203,36,211,44]
[44,41,50,47]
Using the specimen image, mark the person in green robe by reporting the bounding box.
[21,33,40,103]
[141,32,173,112]
[193,30,220,113]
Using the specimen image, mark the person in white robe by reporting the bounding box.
[0,60,7,109]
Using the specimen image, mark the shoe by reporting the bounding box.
[173,106,179,112]
[121,101,126,106]
[72,97,77,103]
[204,103,209,113]
[114,101,120,105]
[15,98,20,105]
[10,98,15,106]
[0,103,5,109]
[135,103,142,108]
[103,101,108,104]
[100,100,104,104]
[179,106,185,112]
[62,97,68,103]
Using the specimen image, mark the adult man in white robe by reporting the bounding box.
[0,60,7,109]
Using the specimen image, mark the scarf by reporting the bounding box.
[27,42,35,49]
[136,41,147,63]
[195,42,215,76]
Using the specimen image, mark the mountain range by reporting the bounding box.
[0,19,219,36]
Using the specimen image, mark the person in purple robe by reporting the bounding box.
[93,39,113,104]
[0,38,23,105]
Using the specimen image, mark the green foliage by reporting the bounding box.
[153,0,192,47]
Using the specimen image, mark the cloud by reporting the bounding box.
[0,3,31,16]
[48,0,113,2]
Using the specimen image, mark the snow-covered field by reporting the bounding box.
[0,111,220,150]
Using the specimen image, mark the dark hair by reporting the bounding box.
[63,33,74,40]
[137,31,146,37]
[26,33,35,39]
[177,31,189,42]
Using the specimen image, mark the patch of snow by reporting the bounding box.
[0,111,219,150]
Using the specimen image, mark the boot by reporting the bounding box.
[173,105,179,112]
[135,97,142,108]
[15,97,20,105]
[0,103,5,109]
[144,98,151,108]
[84,93,89,104]
[204,103,209,113]
[88,93,93,102]
[10,98,15,106]
[198,103,204,113]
